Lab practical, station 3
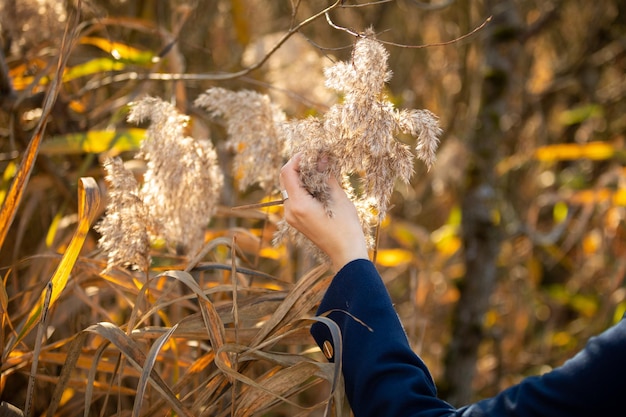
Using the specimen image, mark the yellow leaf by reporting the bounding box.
[431,224,461,257]
[80,36,155,63]
[376,248,413,267]
[613,189,626,206]
[45,210,64,248]
[259,246,284,260]
[569,188,612,205]
[553,201,568,223]
[13,178,100,348]
[613,300,626,324]
[0,161,18,206]
[552,331,572,347]
[534,142,615,162]
[11,58,127,89]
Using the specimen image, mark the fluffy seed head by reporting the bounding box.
[195,88,287,192]
[128,97,224,255]
[277,30,442,259]
[95,157,151,272]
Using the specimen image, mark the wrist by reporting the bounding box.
[330,245,369,272]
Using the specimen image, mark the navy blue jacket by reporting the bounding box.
[310,259,626,416]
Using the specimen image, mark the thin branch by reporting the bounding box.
[325,12,492,49]
[325,11,362,38]
[289,0,303,28]
[379,15,492,48]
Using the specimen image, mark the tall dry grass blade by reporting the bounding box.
[158,270,230,368]
[231,235,240,417]
[234,361,323,417]
[213,344,314,414]
[0,2,80,250]
[249,318,344,417]
[84,322,194,417]
[46,332,90,417]
[85,341,111,417]
[310,316,344,417]
[251,264,329,346]
[213,330,341,417]
[132,324,179,417]
[24,283,52,417]
[231,236,240,344]
[8,178,100,354]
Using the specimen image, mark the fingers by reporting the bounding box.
[278,153,369,270]
[279,153,303,200]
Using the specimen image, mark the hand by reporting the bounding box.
[280,154,369,271]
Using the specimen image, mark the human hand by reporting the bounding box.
[280,154,369,271]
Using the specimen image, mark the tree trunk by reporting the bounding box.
[442,0,522,406]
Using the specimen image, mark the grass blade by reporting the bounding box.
[46,332,90,417]
[159,270,230,368]
[132,324,179,417]
[24,282,52,417]
[85,322,194,417]
[9,178,100,352]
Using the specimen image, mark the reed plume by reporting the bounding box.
[97,97,224,267]
[95,157,151,271]
[276,29,442,260]
[195,87,287,193]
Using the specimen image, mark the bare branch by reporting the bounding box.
[378,15,492,48]
[325,11,363,38]
[325,12,492,49]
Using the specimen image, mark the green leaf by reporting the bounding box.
[558,104,603,126]
[62,57,127,82]
[41,128,145,155]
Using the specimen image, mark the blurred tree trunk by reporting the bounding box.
[442,0,522,406]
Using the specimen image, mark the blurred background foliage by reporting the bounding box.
[0,0,625,415]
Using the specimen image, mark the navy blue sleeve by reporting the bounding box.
[310,259,457,417]
[310,259,626,417]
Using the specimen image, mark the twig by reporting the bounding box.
[325,12,492,49]
[325,12,363,38]
[379,16,492,48]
